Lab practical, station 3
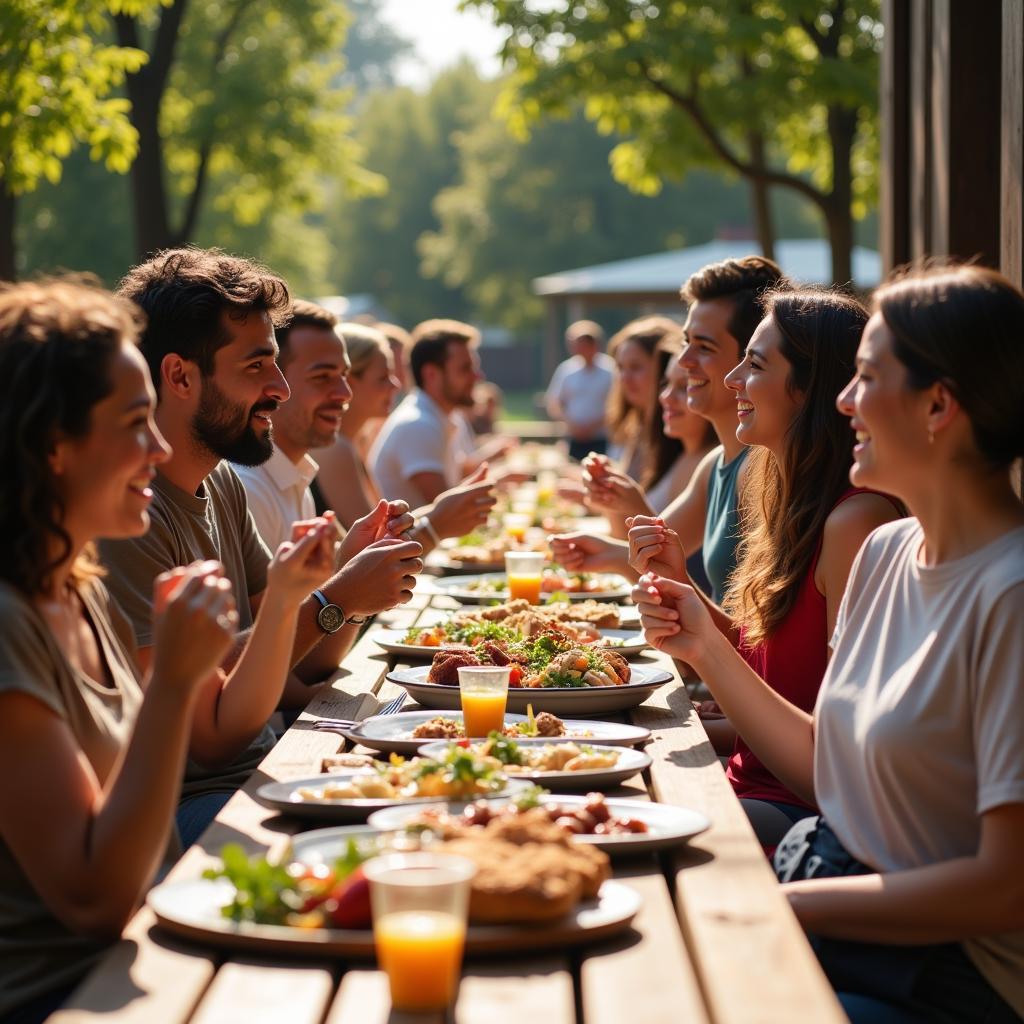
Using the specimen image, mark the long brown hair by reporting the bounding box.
[0,277,144,596]
[606,316,681,469]
[724,288,869,645]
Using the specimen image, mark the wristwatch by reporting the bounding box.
[312,590,368,633]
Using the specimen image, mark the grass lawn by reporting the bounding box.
[500,390,544,421]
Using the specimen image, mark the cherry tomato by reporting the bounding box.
[508,665,524,688]
[326,868,372,929]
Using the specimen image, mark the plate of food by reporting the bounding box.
[340,708,652,755]
[369,793,710,857]
[255,747,530,822]
[417,737,652,791]
[430,571,632,604]
[149,826,640,955]
[386,650,672,714]
[371,625,647,659]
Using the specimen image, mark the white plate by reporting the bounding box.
[255,772,531,823]
[148,874,641,956]
[369,797,710,857]
[340,710,652,755]
[417,740,651,791]
[386,663,673,714]
[429,573,632,604]
[370,627,648,659]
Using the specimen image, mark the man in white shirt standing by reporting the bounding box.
[370,319,481,506]
[545,319,615,461]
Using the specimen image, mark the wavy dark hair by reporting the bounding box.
[724,288,870,645]
[0,277,145,596]
[874,263,1024,470]
[117,246,291,395]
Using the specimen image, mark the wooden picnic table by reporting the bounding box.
[53,590,845,1024]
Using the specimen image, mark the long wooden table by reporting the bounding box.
[53,592,845,1024]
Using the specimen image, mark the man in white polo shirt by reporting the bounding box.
[370,319,481,506]
[546,319,615,461]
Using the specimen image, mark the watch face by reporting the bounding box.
[317,603,345,634]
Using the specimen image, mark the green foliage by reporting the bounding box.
[462,0,882,224]
[0,0,160,193]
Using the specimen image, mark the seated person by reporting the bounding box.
[100,249,423,846]
[634,264,1024,1022]
[0,278,333,1023]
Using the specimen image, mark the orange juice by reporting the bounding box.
[461,690,507,736]
[375,910,466,1011]
[505,524,527,543]
[508,573,542,604]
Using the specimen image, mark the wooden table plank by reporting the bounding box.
[631,661,846,1024]
[189,959,334,1024]
[50,909,216,1024]
[579,865,709,1024]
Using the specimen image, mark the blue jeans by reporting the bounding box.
[176,791,233,849]
[775,818,1020,1024]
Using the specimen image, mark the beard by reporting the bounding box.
[444,380,475,409]
[193,378,276,466]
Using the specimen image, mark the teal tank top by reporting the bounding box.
[702,447,749,603]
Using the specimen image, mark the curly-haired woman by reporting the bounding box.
[0,279,335,1024]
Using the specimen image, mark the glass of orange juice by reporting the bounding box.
[458,665,510,737]
[505,550,545,604]
[503,511,531,544]
[364,853,477,1013]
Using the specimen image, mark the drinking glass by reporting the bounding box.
[364,853,477,1013]
[505,550,545,604]
[458,664,511,737]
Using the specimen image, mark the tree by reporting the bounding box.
[113,0,381,259]
[463,0,881,285]
[0,0,154,279]
[326,61,495,325]
[418,100,816,331]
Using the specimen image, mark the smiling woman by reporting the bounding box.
[0,278,239,1023]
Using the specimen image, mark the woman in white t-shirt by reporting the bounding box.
[633,265,1024,1023]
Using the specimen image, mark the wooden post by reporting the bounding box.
[881,0,912,273]
[1001,0,1024,287]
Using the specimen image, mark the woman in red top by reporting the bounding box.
[629,289,902,847]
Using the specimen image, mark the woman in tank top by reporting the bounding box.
[629,289,902,847]
[634,265,1024,1023]
[0,280,338,1024]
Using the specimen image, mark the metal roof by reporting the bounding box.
[532,238,882,297]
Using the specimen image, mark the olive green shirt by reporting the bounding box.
[98,462,276,802]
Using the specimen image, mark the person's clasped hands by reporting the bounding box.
[150,561,238,692]
[430,463,497,538]
[631,572,713,664]
[581,453,648,518]
[550,532,622,573]
[626,514,688,580]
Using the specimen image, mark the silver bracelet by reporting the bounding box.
[419,515,440,545]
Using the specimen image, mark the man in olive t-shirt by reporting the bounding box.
[100,249,423,846]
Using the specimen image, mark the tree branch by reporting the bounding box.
[149,0,190,92]
[637,59,827,208]
[176,135,213,243]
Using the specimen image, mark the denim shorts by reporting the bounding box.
[775,817,1021,1024]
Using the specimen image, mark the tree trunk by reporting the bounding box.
[124,76,173,259]
[747,129,776,260]
[0,185,15,281]
[826,104,856,286]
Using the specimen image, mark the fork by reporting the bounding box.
[312,691,407,731]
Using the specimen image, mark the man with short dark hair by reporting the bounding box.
[545,319,615,461]
[100,248,423,845]
[370,318,482,505]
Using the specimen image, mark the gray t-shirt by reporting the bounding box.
[815,518,1024,1014]
[0,579,170,1015]
[99,462,276,802]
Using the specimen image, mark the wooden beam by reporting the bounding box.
[881,0,912,271]
[1002,0,1024,286]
